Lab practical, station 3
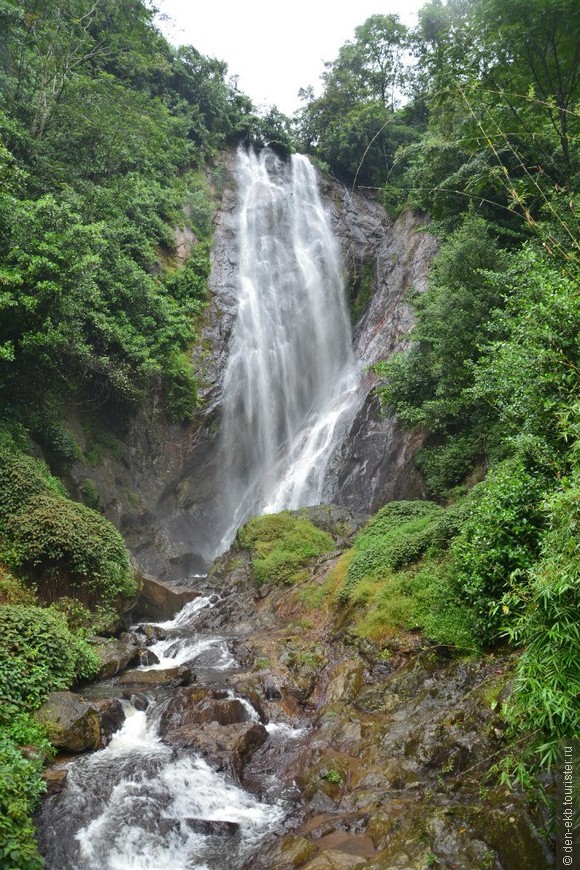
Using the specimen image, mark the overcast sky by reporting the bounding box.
[155,1,425,116]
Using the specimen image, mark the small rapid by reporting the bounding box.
[35,597,289,870]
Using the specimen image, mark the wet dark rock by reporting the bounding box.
[134,648,160,667]
[117,666,190,689]
[159,686,253,731]
[122,690,149,711]
[185,818,241,837]
[90,635,139,681]
[134,573,201,621]
[134,623,167,645]
[265,685,282,700]
[92,697,125,746]
[36,692,101,753]
[43,765,69,796]
[162,718,269,780]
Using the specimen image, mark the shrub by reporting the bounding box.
[0,605,98,709]
[5,494,135,605]
[340,501,444,602]
[449,457,547,642]
[238,512,334,587]
[0,434,136,607]
[0,566,35,606]
[0,732,46,870]
[500,461,580,766]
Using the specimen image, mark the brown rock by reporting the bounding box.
[161,720,268,779]
[43,765,69,796]
[117,667,190,688]
[36,692,101,753]
[135,574,200,621]
[91,636,139,680]
[92,698,125,745]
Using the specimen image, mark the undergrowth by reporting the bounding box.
[0,431,136,608]
[238,511,334,587]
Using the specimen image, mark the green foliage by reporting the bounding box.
[0,433,135,607]
[330,500,477,650]
[412,561,479,652]
[340,500,444,601]
[0,0,280,428]
[0,566,36,606]
[0,730,47,870]
[323,769,343,785]
[449,458,547,643]
[0,595,96,870]
[296,14,418,186]
[376,214,508,495]
[238,512,334,587]
[0,604,97,709]
[472,246,580,457]
[500,433,580,764]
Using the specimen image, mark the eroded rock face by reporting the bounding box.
[158,686,268,779]
[326,196,437,512]
[62,151,435,578]
[134,574,201,621]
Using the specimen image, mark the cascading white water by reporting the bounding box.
[36,597,288,870]
[218,148,360,547]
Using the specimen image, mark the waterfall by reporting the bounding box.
[217,148,360,548]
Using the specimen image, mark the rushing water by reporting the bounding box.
[37,149,355,868]
[217,148,360,548]
[36,598,293,870]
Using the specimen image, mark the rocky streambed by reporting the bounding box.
[36,509,553,869]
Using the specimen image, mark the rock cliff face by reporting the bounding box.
[325,187,437,513]
[65,150,436,578]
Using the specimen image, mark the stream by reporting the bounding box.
[35,594,306,869]
[36,147,353,868]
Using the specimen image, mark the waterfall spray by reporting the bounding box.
[217,148,360,548]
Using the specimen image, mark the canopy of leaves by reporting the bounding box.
[0,0,283,428]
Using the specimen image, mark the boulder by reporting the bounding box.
[161,719,268,779]
[117,665,191,689]
[36,692,101,753]
[91,636,140,680]
[134,574,200,621]
[92,698,125,745]
[159,686,255,732]
[43,765,69,796]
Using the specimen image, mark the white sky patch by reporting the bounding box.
[155,0,425,115]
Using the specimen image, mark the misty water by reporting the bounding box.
[218,148,361,548]
[36,149,358,868]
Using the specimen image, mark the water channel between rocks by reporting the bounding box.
[36,594,306,869]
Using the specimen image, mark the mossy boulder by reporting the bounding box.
[237,510,335,587]
[36,692,101,752]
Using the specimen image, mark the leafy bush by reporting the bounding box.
[340,501,444,601]
[412,561,480,652]
[449,458,548,643]
[0,605,98,709]
[375,215,508,496]
[238,512,334,587]
[0,732,46,870]
[0,435,136,607]
[501,456,580,766]
[0,566,35,606]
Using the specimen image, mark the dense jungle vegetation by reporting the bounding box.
[0,0,578,865]
[295,0,579,783]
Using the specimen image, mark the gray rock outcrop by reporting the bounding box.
[62,150,435,578]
